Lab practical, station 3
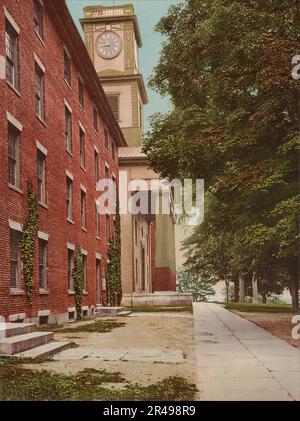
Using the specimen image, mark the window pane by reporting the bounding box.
[8,124,19,187]
[39,239,47,289]
[106,95,119,121]
[5,20,18,89]
[10,230,21,288]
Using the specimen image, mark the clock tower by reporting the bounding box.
[80,4,148,147]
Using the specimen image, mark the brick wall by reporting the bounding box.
[0,0,120,321]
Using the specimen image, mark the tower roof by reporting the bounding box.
[80,4,142,47]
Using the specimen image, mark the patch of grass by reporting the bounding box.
[0,362,197,401]
[0,356,54,366]
[225,302,298,313]
[38,320,125,334]
[126,306,193,313]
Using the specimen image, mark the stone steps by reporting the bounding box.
[0,331,54,355]
[0,323,36,338]
[116,311,132,317]
[15,341,71,359]
[94,306,131,317]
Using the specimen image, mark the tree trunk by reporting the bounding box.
[262,292,267,304]
[290,279,299,312]
[234,280,239,302]
[225,280,229,303]
[239,277,245,303]
[252,271,259,303]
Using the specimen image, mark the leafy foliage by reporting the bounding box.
[106,202,122,306]
[20,182,39,303]
[177,268,215,302]
[0,361,197,401]
[73,248,84,319]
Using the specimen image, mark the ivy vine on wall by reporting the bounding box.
[20,181,39,304]
[106,202,122,306]
[73,247,84,319]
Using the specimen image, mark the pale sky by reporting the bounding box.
[67,0,182,131]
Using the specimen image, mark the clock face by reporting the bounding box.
[96,31,122,59]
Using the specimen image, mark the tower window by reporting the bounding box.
[106,94,119,121]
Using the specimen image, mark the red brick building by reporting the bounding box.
[0,0,126,324]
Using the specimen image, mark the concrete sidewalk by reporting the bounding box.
[194,302,300,401]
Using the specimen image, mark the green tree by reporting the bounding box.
[144,0,300,309]
[177,268,215,302]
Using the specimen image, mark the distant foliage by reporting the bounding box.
[177,269,215,302]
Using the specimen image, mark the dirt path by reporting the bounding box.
[232,311,300,349]
[27,312,196,386]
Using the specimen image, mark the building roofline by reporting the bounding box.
[46,0,127,147]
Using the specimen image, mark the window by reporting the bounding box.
[66,176,73,221]
[134,220,138,245]
[106,214,110,242]
[93,106,98,132]
[112,140,116,161]
[82,255,87,291]
[34,0,43,38]
[79,127,85,169]
[105,166,109,181]
[81,189,86,229]
[104,127,109,150]
[135,258,138,285]
[38,239,47,289]
[95,201,100,238]
[94,149,99,183]
[78,77,84,108]
[5,19,19,90]
[64,49,71,86]
[8,123,20,188]
[35,63,45,120]
[37,149,46,204]
[65,106,72,153]
[106,94,119,121]
[96,258,101,294]
[67,248,74,290]
[10,229,22,289]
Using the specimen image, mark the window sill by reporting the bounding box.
[79,104,85,112]
[7,81,21,97]
[10,289,25,296]
[81,165,86,172]
[67,218,75,225]
[34,28,45,46]
[81,227,87,233]
[36,115,47,127]
[68,290,75,295]
[8,184,23,195]
[94,129,99,136]
[64,80,72,91]
[66,149,73,158]
[83,291,88,295]
[38,201,48,210]
[39,289,49,295]
[96,236,101,241]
